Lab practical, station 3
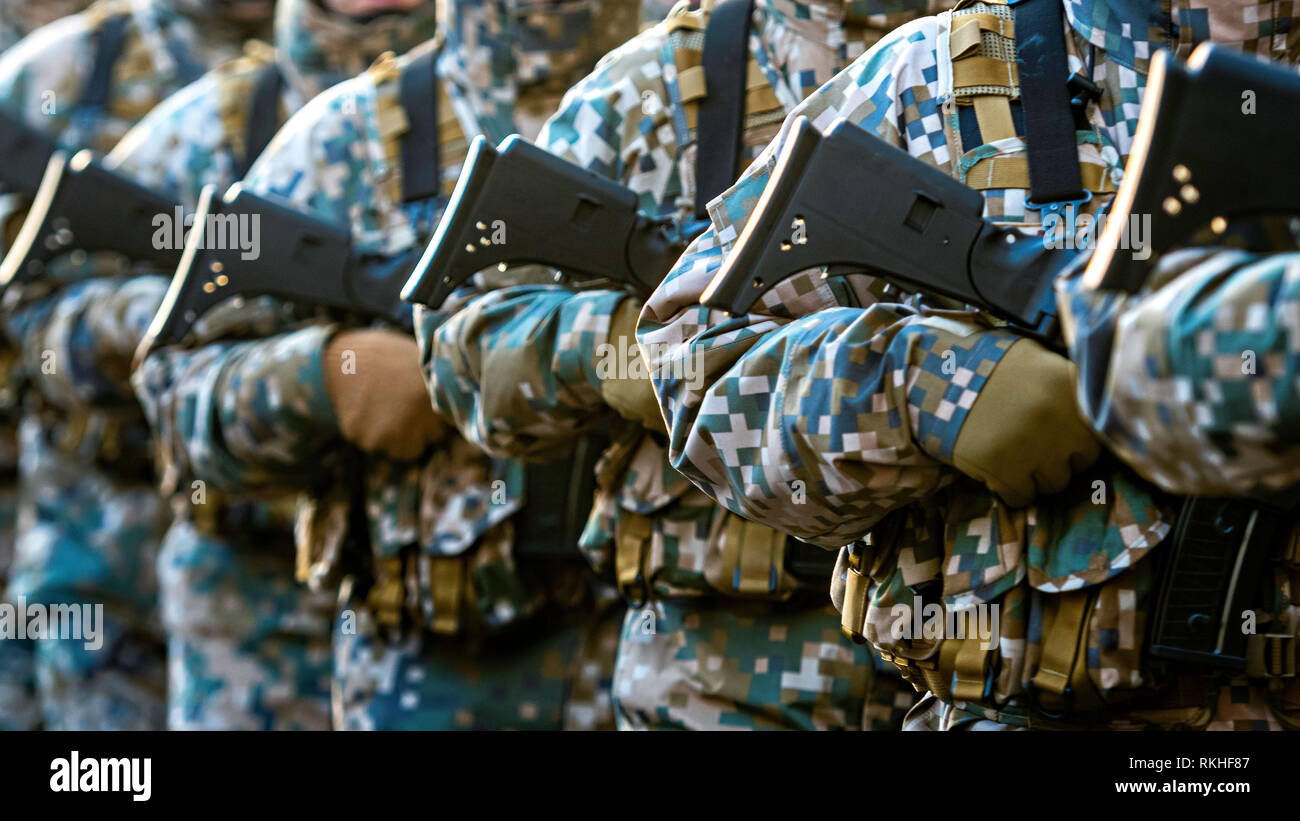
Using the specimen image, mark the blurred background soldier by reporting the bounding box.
[133,0,643,730]
[641,0,1299,729]
[49,0,438,730]
[414,0,947,730]
[0,0,96,52]
[0,0,273,731]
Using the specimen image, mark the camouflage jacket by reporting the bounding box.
[1059,245,1300,497]
[417,0,945,603]
[640,0,1300,724]
[132,0,643,639]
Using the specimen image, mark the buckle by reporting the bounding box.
[1026,191,1092,239]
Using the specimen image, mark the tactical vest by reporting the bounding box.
[838,0,1300,724]
[609,0,840,607]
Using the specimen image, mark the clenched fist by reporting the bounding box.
[324,328,448,461]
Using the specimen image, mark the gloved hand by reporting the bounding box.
[324,328,448,461]
[596,298,667,434]
[949,337,1100,507]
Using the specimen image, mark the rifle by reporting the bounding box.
[137,182,418,361]
[0,149,183,291]
[0,107,59,196]
[700,43,1300,674]
[702,44,1300,321]
[400,134,687,310]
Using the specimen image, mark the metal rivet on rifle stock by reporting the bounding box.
[215,275,229,286]
[1162,197,1182,216]
[752,277,764,289]
[211,261,224,274]
[55,228,73,245]
[475,221,487,231]
[497,263,507,272]
[479,237,489,245]
[465,244,476,253]
[203,283,216,293]
[780,241,791,251]
[1179,185,1199,204]
[1211,216,1228,235]
[1172,164,1191,183]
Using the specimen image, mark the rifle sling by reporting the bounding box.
[693,0,755,220]
[1011,0,1085,207]
[398,48,441,203]
[239,62,284,178]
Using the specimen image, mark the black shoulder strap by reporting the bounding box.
[1011,0,1085,210]
[79,12,130,116]
[239,62,285,178]
[694,0,755,220]
[398,48,441,203]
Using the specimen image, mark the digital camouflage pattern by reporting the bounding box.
[91,0,442,730]
[416,0,951,729]
[133,0,642,730]
[641,0,1300,728]
[0,0,269,731]
[1060,247,1300,498]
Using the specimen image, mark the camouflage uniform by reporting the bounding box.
[416,0,946,730]
[133,0,643,730]
[642,0,1300,729]
[90,0,441,731]
[0,0,267,730]
[0,0,95,52]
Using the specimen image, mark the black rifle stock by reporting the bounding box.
[138,183,416,361]
[1084,45,1300,292]
[0,150,183,290]
[700,114,1068,341]
[0,107,59,195]
[401,135,683,309]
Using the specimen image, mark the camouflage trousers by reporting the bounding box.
[332,580,623,730]
[0,483,40,730]
[612,598,913,730]
[159,520,335,730]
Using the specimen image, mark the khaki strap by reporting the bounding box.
[965,156,1118,193]
[950,15,1015,60]
[951,56,1018,91]
[1246,632,1298,678]
[615,509,654,602]
[1032,590,1091,699]
[678,65,707,103]
[366,557,405,629]
[949,637,994,702]
[428,556,464,635]
[720,516,785,594]
[840,557,871,643]
[971,95,1016,143]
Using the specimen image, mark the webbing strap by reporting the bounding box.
[693,0,754,219]
[1010,0,1085,207]
[80,13,129,117]
[398,48,441,203]
[239,62,284,178]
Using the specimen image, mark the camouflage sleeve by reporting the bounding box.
[415,32,671,459]
[105,68,239,209]
[638,22,1019,549]
[12,274,166,408]
[0,12,94,135]
[1060,247,1300,497]
[133,324,342,492]
[132,73,391,491]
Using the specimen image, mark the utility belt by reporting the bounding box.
[614,507,839,606]
[352,441,605,640]
[851,495,1300,723]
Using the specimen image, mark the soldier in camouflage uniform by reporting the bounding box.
[133,0,644,730]
[83,0,441,730]
[0,0,273,730]
[641,0,1300,729]
[415,0,947,730]
[0,0,95,52]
